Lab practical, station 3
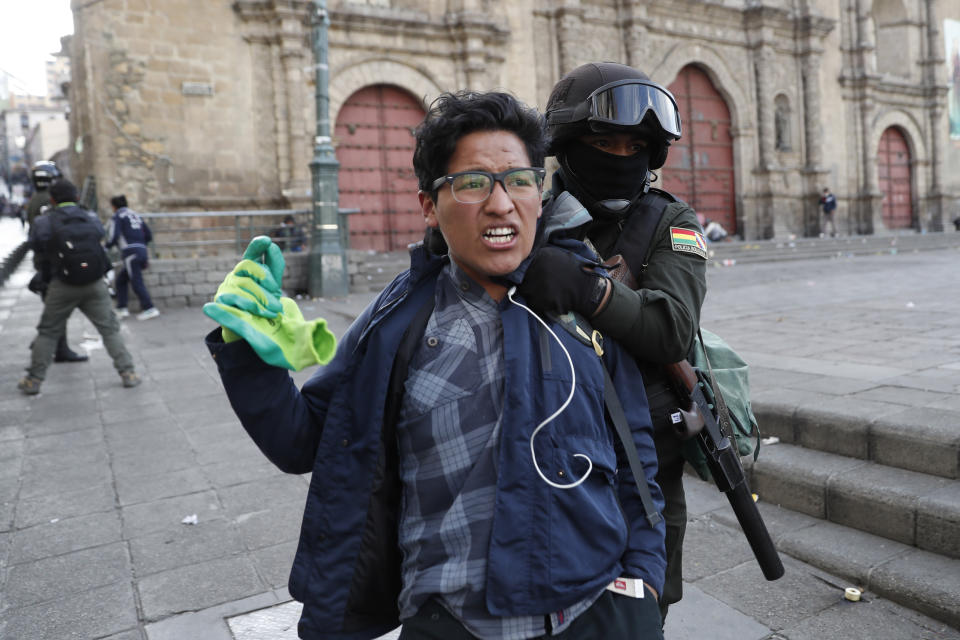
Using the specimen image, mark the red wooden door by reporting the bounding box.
[335,85,426,251]
[661,65,737,235]
[877,127,913,230]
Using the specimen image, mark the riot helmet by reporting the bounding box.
[546,62,681,170]
[30,161,61,191]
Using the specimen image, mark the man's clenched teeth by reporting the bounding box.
[483,227,516,244]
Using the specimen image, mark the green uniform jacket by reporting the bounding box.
[26,190,51,226]
[585,199,707,365]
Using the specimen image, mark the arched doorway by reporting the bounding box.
[660,65,737,235]
[335,85,426,251]
[876,126,914,230]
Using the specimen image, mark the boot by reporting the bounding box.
[54,333,89,363]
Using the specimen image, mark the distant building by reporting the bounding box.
[67,0,960,246]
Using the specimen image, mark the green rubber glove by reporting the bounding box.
[203,236,337,371]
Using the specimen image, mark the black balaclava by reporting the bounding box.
[558,140,651,220]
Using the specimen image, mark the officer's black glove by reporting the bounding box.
[516,246,610,318]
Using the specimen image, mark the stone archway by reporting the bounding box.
[661,65,737,235]
[876,126,914,230]
[334,85,427,251]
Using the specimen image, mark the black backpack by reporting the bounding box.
[48,209,109,285]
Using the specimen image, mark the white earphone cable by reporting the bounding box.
[507,286,593,490]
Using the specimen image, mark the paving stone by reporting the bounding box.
[15,482,116,529]
[4,541,130,607]
[21,410,103,436]
[138,555,265,621]
[18,457,113,500]
[0,424,25,441]
[0,580,138,640]
[250,540,298,589]
[195,435,268,466]
[682,517,756,581]
[9,510,122,564]
[695,556,843,631]
[23,426,103,455]
[203,459,286,487]
[121,490,225,539]
[116,466,211,506]
[219,475,309,517]
[0,438,24,462]
[130,517,247,577]
[682,474,728,517]
[233,500,306,550]
[779,595,960,640]
[112,446,199,480]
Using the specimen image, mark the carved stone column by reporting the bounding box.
[799,13,834,236]
[555,1,584,74]
[623,3,651,71]
[920,0,947,231]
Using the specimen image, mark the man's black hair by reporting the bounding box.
[111,194,128,209]
[412,91,546,198]
[283,214,296,224]
[49,179,79,204]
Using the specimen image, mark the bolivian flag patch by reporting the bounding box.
[670,227,708,259]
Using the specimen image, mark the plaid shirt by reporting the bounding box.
[396,261,600,639]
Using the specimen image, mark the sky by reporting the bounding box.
[0,0,74,96]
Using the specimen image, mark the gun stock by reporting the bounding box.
[664,360,785,581]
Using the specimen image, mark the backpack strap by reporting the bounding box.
[556,312,663,527]
[614,189,676,276]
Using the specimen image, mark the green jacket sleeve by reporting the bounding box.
[591,201,707,364]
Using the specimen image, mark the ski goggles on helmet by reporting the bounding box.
[551,79,682,140]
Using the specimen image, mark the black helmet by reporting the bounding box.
[30,161,61,190]
[545,62,681,169]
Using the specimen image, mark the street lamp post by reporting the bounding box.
[308,0,348,298]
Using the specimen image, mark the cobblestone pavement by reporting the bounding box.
[1,243,959,639]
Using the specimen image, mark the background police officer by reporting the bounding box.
[518,61,708,622]
[25,161,88,363]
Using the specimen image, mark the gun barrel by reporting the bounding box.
[725,481,785,580]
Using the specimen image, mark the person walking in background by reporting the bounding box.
[273,214,306,252]
[19,180,141,395]
[106,194,159,320]
[819,187,837,237]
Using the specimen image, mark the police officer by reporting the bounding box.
[518,62,708,622]
[25,161,88,363]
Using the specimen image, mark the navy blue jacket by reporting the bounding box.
[206,222,665,640]
[106,206,152,254]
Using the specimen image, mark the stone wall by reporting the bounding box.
[134,249,405,309]
[137,252,312,310]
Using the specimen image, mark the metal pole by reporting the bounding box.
[308,0,348,298]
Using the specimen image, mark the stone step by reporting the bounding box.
[744,443,960,561]
[685,476,960,629]
[708,233,960,264]
[752,398,960,480]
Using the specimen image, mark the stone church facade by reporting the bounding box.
[68,0,959,247]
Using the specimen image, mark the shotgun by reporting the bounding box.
[664,359,785,581]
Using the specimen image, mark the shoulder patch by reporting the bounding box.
[670,227,708,259]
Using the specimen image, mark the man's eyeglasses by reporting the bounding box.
[431,168,546,204]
